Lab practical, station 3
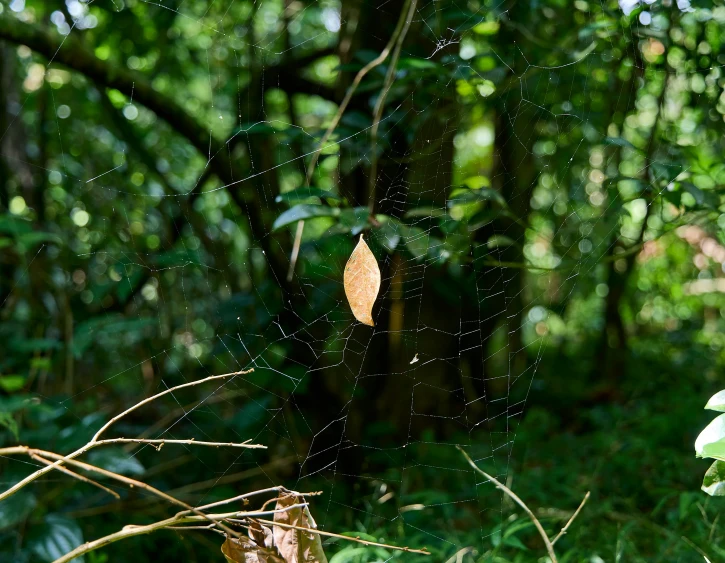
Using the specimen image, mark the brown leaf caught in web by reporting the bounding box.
[343,235,380,326]
[273,491,329,563]
[221,535,284,563]
[221,489,328,563]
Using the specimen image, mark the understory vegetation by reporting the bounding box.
[2,0,725,561]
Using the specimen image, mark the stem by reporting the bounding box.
[30,452,120,500]
[94,438,265,450]
[457,446,558,563]
[28,449,240,539]
[286,0,418,280]
[51,504,309,563]
[550,491,590,546]
[254,518,430,555]
[0,369,252,503]
[367,0,418,212]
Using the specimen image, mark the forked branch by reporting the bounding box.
[457,446,558,563]
[0,369,253,502]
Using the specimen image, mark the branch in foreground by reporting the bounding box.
[51,504,309,563]
[457,446,558,563]
[29,452,120,500]
[0,369,252,502]
[26,448,241,540]
[254,518,431,556]
[94,438,265,450]
[551,491,590,546]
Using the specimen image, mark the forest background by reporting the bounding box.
[2,0,725,561]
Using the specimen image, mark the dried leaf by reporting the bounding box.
[273,492,328,563]
[343,235,380,326]
[222,536,284,563]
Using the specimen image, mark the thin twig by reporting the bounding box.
[30,452,120,500]
[51,504,307,563]
[286,0,418,281]
[367,0,417,211]
[457,446,557,563]
[94,438,265,450]
[0,369,252,503]
[27,448,240,539]
[255,518,430,555]
[551,491,590,546]
[91,369,253,442]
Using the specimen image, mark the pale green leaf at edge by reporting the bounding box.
[705,390,725,412]
[273,204,339,230]
[695,412,725,459]
[702,460,725,496]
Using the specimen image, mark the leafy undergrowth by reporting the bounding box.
[319,339,725,563]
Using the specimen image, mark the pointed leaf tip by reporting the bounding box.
[343,235,380,326]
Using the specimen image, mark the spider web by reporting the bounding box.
[1,0,691,558]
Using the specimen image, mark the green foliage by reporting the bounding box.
[1,0,725,561]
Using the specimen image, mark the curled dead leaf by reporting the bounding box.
[221,489,328,563]
[343,235,380,326]
[221,535,284,563]
[273,491,328,563]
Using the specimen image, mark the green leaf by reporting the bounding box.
[679,182,718,208]
[473,21,500,35]
[275,187,342,203]
[702,460,725,496]
[87,447,145,476]
[398,57,438,70]
[399,225,430,260]
[374,217,402,252]
[487,235,516,249]
[706,390,725,412]
[448,187,506,208]
[0,490,37,529]
[0,411,19,440]
[695,413,725,459]
[467,209,501,231]
[17,231,63,249]
[336,207,369,236]
[273,204,339,230]
[29,515,84,563]
[0,375,25,393]
[404,206,448,219]
[604,136,643,153]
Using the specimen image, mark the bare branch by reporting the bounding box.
[286,0,419,281]
[254,518,431,555]
[92,369,252,442]
[27,449,240,540]
[51,504,312,563]
[551,491,590,546]
[457,446,558,563]
[30,452,120,500]
[0,369,253,503]
[94,438,265,450]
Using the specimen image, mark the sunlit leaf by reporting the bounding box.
[344,235,380,326]
[275,187,342,203]
[695,413,725,459]
[273,205,339,230]
[702,460,725,496]
[706,390,725,412]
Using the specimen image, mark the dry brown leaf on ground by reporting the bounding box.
[273,491,329,563]
[343,235,381,326]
